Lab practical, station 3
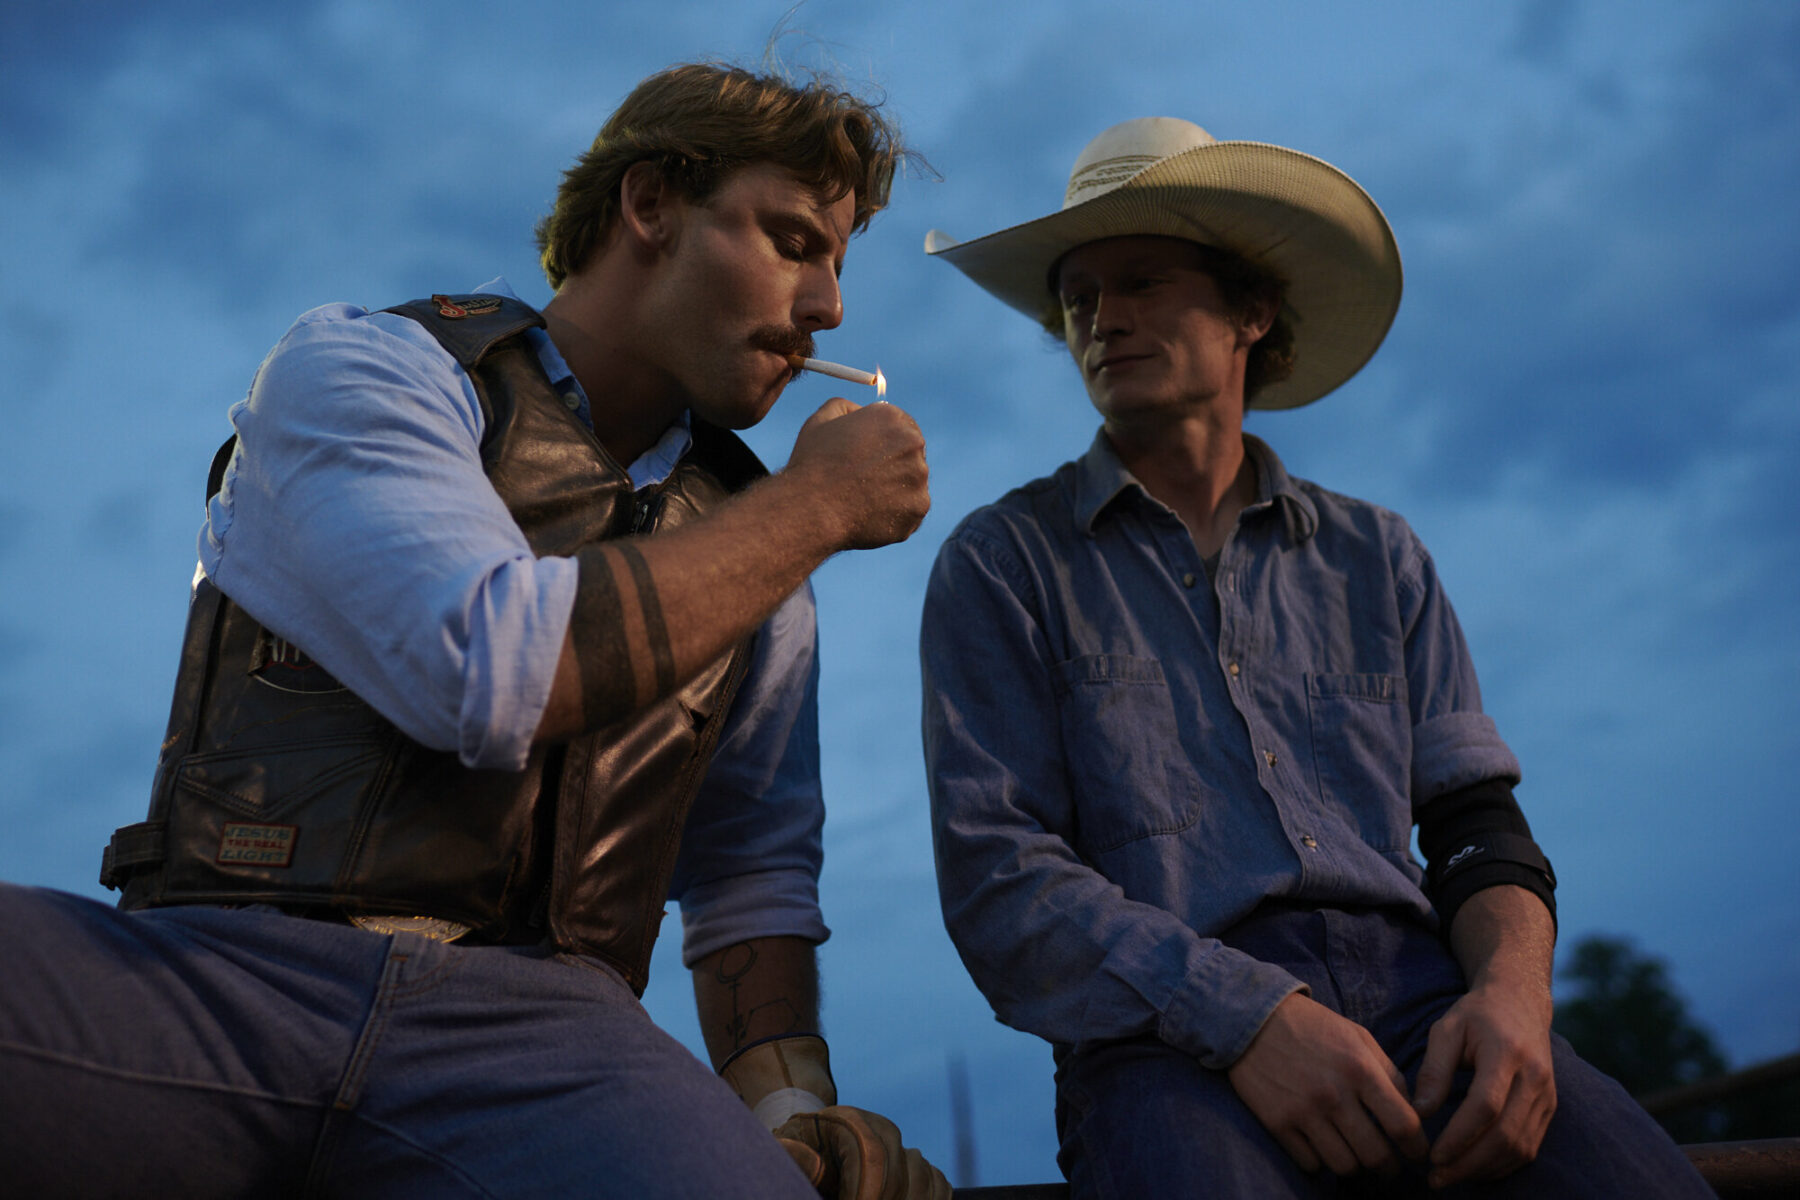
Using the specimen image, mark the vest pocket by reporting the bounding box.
[1052,654,1203,854]
[160,735,394,892]
[172,736,391,821]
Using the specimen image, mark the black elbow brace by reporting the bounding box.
[1417,778,1557,931]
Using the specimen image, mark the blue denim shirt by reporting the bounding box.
[921,432,1519,1068]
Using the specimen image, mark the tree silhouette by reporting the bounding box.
[1555,936,1727,1093]
[1554,934,1800,1141]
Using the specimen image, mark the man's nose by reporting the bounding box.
[797,264,844,331]
[1090,290,1131,340]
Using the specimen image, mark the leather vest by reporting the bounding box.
[101,294,767,994]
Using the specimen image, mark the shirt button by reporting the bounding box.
[1182,572,1197,588]
[1264,750,1277,767]
[562,392,581,411]
[1301,835,1318,849]
[1228,662,1240,677]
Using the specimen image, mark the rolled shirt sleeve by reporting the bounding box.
[202,303,573,769]
[1395,538,1523,804]
[671,582,829,962]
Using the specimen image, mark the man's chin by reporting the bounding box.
[693,387,781,431]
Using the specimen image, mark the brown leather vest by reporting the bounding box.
[101,294,767,994]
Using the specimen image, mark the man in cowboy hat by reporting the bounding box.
[920,118,1710,1196]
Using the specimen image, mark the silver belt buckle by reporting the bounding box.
[350,914,471,943]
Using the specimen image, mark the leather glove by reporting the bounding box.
[719,1033,839,1129]
[718,1036,951,1200]
[774,1106,952,1200]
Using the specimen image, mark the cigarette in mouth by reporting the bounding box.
[786,354,887,397]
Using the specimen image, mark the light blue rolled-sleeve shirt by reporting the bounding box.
[201,278,827,963]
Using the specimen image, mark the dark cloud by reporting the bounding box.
[77,46,467,312]
[0,3,313,160]
[1373,5,1800,510]
[1507,0,1582,64]
[901,21,1136,244]
[0,308,74,403]
[23,6,787,322]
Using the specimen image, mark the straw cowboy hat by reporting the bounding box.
[924,117,1403,410]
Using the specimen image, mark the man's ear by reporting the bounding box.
[618,160,681,254]
[1237,286,1281,348]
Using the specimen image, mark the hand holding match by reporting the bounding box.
[786,354,887,398]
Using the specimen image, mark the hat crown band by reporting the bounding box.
[1061,117,1219,209]
[1064,154,1160,206]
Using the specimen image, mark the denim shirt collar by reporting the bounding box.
[1073,429,1319,544]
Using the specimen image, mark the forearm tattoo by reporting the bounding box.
[713,941,805,1052]
[613,542,675,697]
[571,542,676,727]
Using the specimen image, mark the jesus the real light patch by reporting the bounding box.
[216,823,298,868]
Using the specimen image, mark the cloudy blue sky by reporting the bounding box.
[3,0,1795,1185]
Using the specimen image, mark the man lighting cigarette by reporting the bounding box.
[0,61,948,1200]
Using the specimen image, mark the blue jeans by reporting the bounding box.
[1054,905,1714,1198]
[0,883,817,1198]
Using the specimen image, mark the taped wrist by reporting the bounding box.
[1418,778,1557,931]
[570,542,674,729]
[718,1034,838,1132]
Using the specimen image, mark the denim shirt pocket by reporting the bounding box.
[1306,672,1412,853]
[1051,654,1204,855]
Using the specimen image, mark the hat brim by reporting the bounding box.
[925,140,1402,410]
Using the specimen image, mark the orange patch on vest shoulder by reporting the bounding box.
[431,293,503,319]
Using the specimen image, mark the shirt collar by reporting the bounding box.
[1073,428,1318,544]
[1072,430,1148,533]
[1242,433,1319,544]
[472,277,694,489]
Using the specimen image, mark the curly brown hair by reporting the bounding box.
[536,63,908,289]
[1042,239,1297,403]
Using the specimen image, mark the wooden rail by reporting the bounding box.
[1638,1052,1800,1118]
[949,1137,1800,1199]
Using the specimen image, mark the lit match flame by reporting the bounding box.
[787,354,886,398]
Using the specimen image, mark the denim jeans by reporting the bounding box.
[0,883,817,1198]
[1054,905,1713,1198]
